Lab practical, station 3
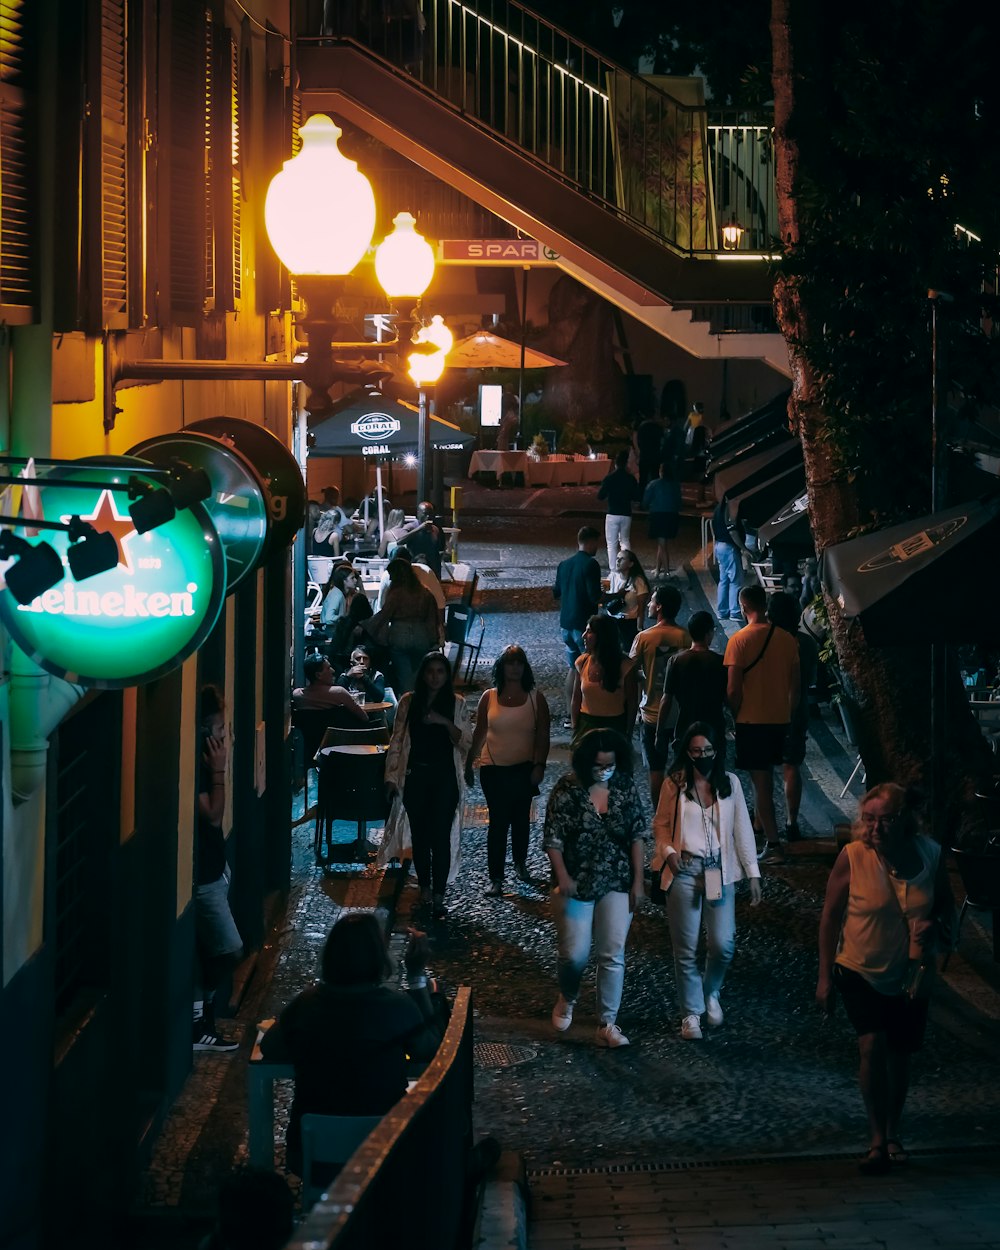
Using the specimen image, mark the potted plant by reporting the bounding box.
[529,433,550,459]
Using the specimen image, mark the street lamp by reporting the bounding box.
[263,112,452,499]
[408,317,454,502]
[721,214,745,251]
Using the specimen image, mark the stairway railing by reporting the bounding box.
[296,0,776,259]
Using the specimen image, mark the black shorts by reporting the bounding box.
[783,723,807,766]
[734,723,786,771]
[833,964,929,1053]
[648,512,679,540]
[641,719,667,772]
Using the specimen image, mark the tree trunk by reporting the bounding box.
[770,0,988,838]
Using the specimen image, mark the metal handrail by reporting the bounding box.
[284,984,475,1250]
[296,0,776,258]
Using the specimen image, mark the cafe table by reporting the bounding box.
[468,449,529,478]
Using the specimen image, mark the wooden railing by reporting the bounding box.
[284,986,475,1250]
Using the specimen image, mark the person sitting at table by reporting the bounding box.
[292,655,369,724]
[379,507,418,558]
[313,486,351,556]
[399,501,444,576]
[337,645,386,704]
[260,914,445,1178]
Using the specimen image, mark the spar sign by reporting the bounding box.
[0,461,225,688]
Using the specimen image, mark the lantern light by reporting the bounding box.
[721,215,745,251]
[264,115,377,276]
[374,211,436,300]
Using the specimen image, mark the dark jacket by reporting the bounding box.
[261,981,442,1169]
[553,549,602,631]
[597,468,640,517]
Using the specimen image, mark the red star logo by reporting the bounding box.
[69,489,138,573]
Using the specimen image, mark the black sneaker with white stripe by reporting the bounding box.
[193,1020,238,1052]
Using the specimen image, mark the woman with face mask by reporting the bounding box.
[652,721,761,1041]
[543,729,647,1048]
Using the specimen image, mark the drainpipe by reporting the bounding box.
[8,645,86,805]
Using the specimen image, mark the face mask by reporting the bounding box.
[690,755,714,776]
[592,765,615,784]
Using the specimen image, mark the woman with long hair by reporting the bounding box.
[379,507,412,558]
[608,548,650,650]
[653,721,761,1041]
[260,914,443,1176]
[370,557,441,692]
[382,652,472,919]
[816,783,955,1174]
[466,645,551,896]
[569,615,638,747]
[543,729,646,1048]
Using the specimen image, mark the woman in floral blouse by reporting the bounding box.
[543,729,647,1048]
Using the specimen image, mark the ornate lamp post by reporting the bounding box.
[264,115,449,424]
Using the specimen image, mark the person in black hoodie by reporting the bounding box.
[261,914,444,1177]
[597,450,640,583]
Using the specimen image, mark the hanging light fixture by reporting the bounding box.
[0,531,65,604]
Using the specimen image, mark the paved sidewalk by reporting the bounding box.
[529,1151,1000,1249]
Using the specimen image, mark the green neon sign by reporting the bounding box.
[0,462,225,688]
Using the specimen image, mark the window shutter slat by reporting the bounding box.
[0,0,36,318]
[99,0,127,323]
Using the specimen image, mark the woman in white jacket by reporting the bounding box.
[652,721,761,1039]
[379,652,472,919]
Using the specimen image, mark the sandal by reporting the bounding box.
[886,1139,909,1164]
[858,1144,890,1176]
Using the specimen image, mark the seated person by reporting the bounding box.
[292,655,369,724]
[313,487,351,556]
[398,501,444,576]
[318,564,354,630]
[337,645,386,703]
[260,915,444,1177]
[379,507,418,558]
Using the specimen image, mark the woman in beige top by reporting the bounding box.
[466,646,551,896]
[817,783,954,1174]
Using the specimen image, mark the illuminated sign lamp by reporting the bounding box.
[0,530,64,604]
[128,433,270,593]
[0,459,225,688]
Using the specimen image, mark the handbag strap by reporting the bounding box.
[742,624,775,676]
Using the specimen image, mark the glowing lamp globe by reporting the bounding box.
[264,115,376,275]
[407,347,447,386]
[422,314,454,355]
[374,211,435,299]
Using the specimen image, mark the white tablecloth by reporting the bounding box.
[468,450,529,477]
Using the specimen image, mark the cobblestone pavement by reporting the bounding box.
[129,498,1000,1246]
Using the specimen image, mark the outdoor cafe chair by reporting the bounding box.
[945,846,1000,966]
[300,1113,380,1211]
[315,741,390,863]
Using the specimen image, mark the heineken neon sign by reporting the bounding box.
[0,462,225,688]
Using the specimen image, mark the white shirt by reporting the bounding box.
[375,562,445,612]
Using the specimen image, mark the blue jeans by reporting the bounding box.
[560,626,585,666]
[665,862,736,1017]
[715,541,742,618]
[553,890,633,1025]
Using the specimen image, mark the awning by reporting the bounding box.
[726,464,807,530]
[708,389,792,463]
[819,496,1000,644]
[757,490,814,554]
[713,439,803,502]
[309,391,475,457]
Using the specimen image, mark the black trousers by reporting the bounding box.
[480,761,534,882]
[404,765,459,895]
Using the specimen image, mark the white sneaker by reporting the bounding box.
[705,995,724,1028]
[680,1014,703,1040]
[595,1022,630,1048]
[551,995,574,1032]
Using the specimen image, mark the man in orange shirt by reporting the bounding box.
[724,584,800,864]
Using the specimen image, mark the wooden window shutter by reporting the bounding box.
[89,0,128,328]
[258,23,287,314]
[166,1,212,323]
[0,0,37,321]
[212,24,241,310]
